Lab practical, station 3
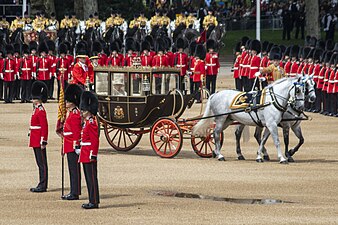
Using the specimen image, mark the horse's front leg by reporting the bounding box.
[256,128,270,162]
[213,117,232,161]
[235,124,245,160]
[288,122,304,161]
[266,123,288,163]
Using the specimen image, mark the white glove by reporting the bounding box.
[254,72,261,77]
[32,73,36,79]
[0,73,3,80]
[324,28,329,32]
[16,74,20,80]
[259,77,266,82]
[75,148,81,155]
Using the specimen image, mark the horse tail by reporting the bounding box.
[192,96,214,138]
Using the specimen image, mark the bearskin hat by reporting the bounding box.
[6,44,14,55]
[304,35,311,47]
[267,42,274,53]
[324,51,333,64]
[316,40,325,50]
[125,38,135,52]
[307,48,315,59]
[46,40,55,52]
[333,43,338,52]
[22,44,29,54]
[206,39,217,50]
[325,39,335,51]
[0,44,5,56]
[92,41,102,54]
[309,37,317,48]
[313,49,323,62]
[291,45,300,58]
[134,41,140,52]
[234,42,241,53]
[302,47,311,59]
[189,41,197,55]
[241,36,249,47]
[261,41,269,53]
[29,41,38,52]
[110,41,120,52]
[80,91,98,116]
[58,43,68,55]
[164,36,171,50]
[76,41,88,57]
[283,45,291,58]
[64,41,71,52]
[38,41,49,54]
[329,52,336,65]
[250,39,261,54]
[65,84,83,107]
[141,41,151,52]
[269,46,281,60]
[195,44,206,60]
[279,45,286,55]
[13,43,21,54]
[298,47,303,59]
[31,81,48,103]
[155,38,166,52]
[145,35,154,49]
[176,37,187,50]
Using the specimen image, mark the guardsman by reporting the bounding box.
[141,41,153,67]
[36,42,52,93]
[47,12,59,31]
[332,59,338,116]
[161,10,171,29]
[238,37,249,91]
[241,40,252,92]
[86,14,97,30]
[56,43,71,99]
[152,39,168,94]
[305,48,315,111]
[29,41,38,79]
[92,41,107,66]
[188,41,197,95]
[193,44,206,103]
[93,12,101,28]
[19,44,33,103]
[0,15,10,29]
[60,13,71,29]
[203,8,218,30]
[175,11,186,28]
[70,12,80,29]
[248,39,261,90]
[32,13,46,32]
[138,12,148,28]
[150,10,162,29]
[64,41,74,74]
[0,46,5,101]
[259,41,270,88]
[312,49,324,113]
[107,41,121,66]
[13,43,21,101]
[317,51,328,113]
[72,44,88,89]
[233,42,242,91]
[260,46,285,84]
[321,51,333,115]
[10,12,25,32]
[174,38,188,90]
[61,84,83,200]
[113,11,124,27]
[29,81,49,193]
[124,39,136,67]
[47,40,57,99]
[79,91,100,209]
[289,45,300,77]
[283,46,292,75]
[205,39,220,94]
[3,44,16,103]
[326,54,337,116]
[129,14,140,29]
[186,11,197,29]
[322,52,335,115]
[23,11,32,25]
[105,10,115,29]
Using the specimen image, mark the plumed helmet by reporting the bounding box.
[250,39,261,54]
[176,37,187,50]
[195,44,206,60]
[31,81,48,103]
[5,44,14,55]
[206,39,217,50]
[38,41,49,54]
[141,41,151,52]
[80,91,99,116]
[22,44,29,54]
[269,46,281,60]
[291,45,300,58]
[29,41,38,51]
[261,41,269,53]
[58,43,68,55]
[189,40,197,55]
[65,84,83,107]
[109,41,120,52]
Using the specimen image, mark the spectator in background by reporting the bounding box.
[282,4,292,40]
[197,4,207,32]
[322,8,337,41]
[295,5,305,39]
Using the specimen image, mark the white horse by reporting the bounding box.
[192,77,306,163]
[234,75,316,162]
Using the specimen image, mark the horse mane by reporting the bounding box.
[265,77,297,89]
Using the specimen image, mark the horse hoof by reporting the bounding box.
[238,155,245,160]
[288,149,295,156]
[263,155,270,161]
[212,151,216,158]
[256,158,264,163]
[279,160,288,164]
[288,157,295,163]
[218,157,225,161]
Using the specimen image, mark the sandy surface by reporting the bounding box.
[0,67,338,225]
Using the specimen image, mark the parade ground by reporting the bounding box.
[0,67,338,225]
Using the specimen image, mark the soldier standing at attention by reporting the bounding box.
[79,91,100,209]
[205,39,220,94]
[19,44,33,103]
[29,81,49,193]
[61,84,83,200]
[193,44,206,103]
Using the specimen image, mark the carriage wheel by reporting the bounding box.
[103,123,142,151]
[191,130,224,158]
[150,118,183,158]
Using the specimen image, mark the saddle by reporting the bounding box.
[230,89,266,110]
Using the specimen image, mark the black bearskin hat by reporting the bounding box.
[307,48,315,59]
[125,38,135,52]
[234,42,241,53]
[267,42,274,53]
[144,35,154,48]
[261,41,269,53]
[65,84,83,107]
[316,40,325,50]
[46,40,55,52]
[325,39,334,51]
[22,44,29,54]
[80,91,98,116]
[283,45,291,58]
[195,44,206,60]
[189,40,197,55]
[31,81,48,103]
[58,43,68,55]
[92,41,102,54]
[291,45,300,58]
[76,41,88,57]
[133,41,140,52]
[324,51,333,64]
[13,43,21,54]
[0,44,5,56]
[302,47,311,59]
[206,39,217,50]
[250,39,261,54]
[313,49,323,62]
[176,37,187,50]
[279,45,286,55]
[329,52,336,65]
[110,41,120,52]
[304,35,311,47]
[269,46,281,60]
[241,36,249,47]
[6,44,14,55]
[309,37,317,48]
[38,41,49,54]
[141,41,151,52]
[155,38,166,52]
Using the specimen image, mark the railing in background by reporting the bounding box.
[0,3,31,22]
[224,17,283,31]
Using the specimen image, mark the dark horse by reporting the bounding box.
[173,24,199,46]
[126,26,147,43]
[104,26,123,45]
[0,28,10,44]
[57,28,77,51]
[10,28,25,44]
[150,25,168,40]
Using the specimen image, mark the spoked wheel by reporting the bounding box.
[191,129,224,158]
[150,118,183,158]
[103,123,143,151]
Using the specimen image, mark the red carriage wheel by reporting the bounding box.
[103,123,142,151]
[191,130,224,158]
[150,118,183,158]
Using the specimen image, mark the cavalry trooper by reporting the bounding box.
[138,12,148,29]
[3,44,16,103]
[93,12,101,28]
[70,12,80,29]
[260,46,285,84]
[113,11,124,27]
[79,91,100,209]
[203,8,218,30]
[186,11,197,29]
[60,13,71,29]
[85,14,97,30]
[174,37,188,91]
[10,12,25,32]
[61,84,83,200]
[129,14,140,29]
[23,11,32,25]
[0,15,10,30]
[175,11,187,28]
[19,44,33,103]
[29,81,49,193]
[32,13,46,32]
[150,10,162,29]
[105,10,116,29]
[161,10,171,29]
[47,12,59,31]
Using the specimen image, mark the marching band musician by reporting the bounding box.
[193,44,206,103]
[205,39,220,94]
[174,37,188,90]
[61,84,83,200]
[29,81,49,193]
[0,15,10,29]
[260,46,285,84]
[85,14,97,30]
[3,44,16,103]
[113,11,124,27]
[36,42,52,95]
[186,11,197,29]
[19,44,33,103]
[32,13,47,32]
[203,8,218,30]
[175,11,186,28]
[138,12,148,29]
[79,91,100,209]
[60,13,71,29]
[56,43,71,99]
[129,14,140,29]
[10,12,25,32]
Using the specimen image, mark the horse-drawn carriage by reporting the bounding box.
[94,66,222,158]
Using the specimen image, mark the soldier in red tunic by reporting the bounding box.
[0,46,4,101]
[13,43,21,101]
[106,42,121,66]
[36,42,52,94]
[47,40,57,99]
[289,45,300,77]
[205,39,220,94]
[248,39,261,90]
[174,38,188,92]
[29,81,49,192]
[3,44,17,103]
[193,44,206,103]
[188,41,197,95]
[152,39,169,94]
[232,42,242,91]
[56,43,71,99]
[29,41,39,80]
[61,84,83,200]
[19,44,33,103]
[72,44,88,89]
[79,91,100,209]
[141,41,153,67]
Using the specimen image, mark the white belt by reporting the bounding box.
[335,80,338,83]
[233,67,238,70]
[250,67,259,69]
[242,65,250,68]
[81,142,91,146]
[324,79,328,82]
[5,70,14,72]
[313,76,318,78]
[176,65,186,68]
[206,64,216,66]
[22,68,31,71]
[39,68,48,71]
[63,132,73,136]
[30,126,41,129]
[329,80,335,83]
[289,73,297,76]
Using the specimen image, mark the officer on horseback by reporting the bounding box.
[150,10,162,30]
[203,8,218,37]
[10,12,25,33]
[186,11,197,29]
[47,12,59,31]
[85,14,97,30]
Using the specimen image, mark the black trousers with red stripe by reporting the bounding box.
[33,147,48,189]
[67,152,81,196]
[83,162,100,204]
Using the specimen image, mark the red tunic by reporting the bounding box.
[174,52,188,76]
[0,58,4,78]
[193,59,206,82]
[3,58,17,82]
[322,67,332,92]
[20,57,33,80]
[249,55,260,79]
[297,62,304,76]
[284,60,292,76]
[241,53,250,77]
[63,108,82,154]
[166,51,175,67]
[317,66,326,89]
[106,56,121,66]
[79,117,99,163]
[327,69,335,94]
[233,55,241,79]
[189,56,196,77]
[98,53,107,66]
[72,62,88,85]
[205,52,220,76]
[56,57,71,81]
[30,55,38,76]
[238,51,247,77]
[289,61,299,77]
[140,54,153,67]
[48,55,57,77]
[29,104,48,148]
[260,56,269,70]
[88,62,94,83]
[312,64,321,84]
[152,55,168,78]
[124,53,136,67]
[36,57,52,81]
[333,70,338,93]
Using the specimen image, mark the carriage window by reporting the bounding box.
[152,73,179,95]
[130,72,142,96]
[95,72,109,95]
[111,73,128,96]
